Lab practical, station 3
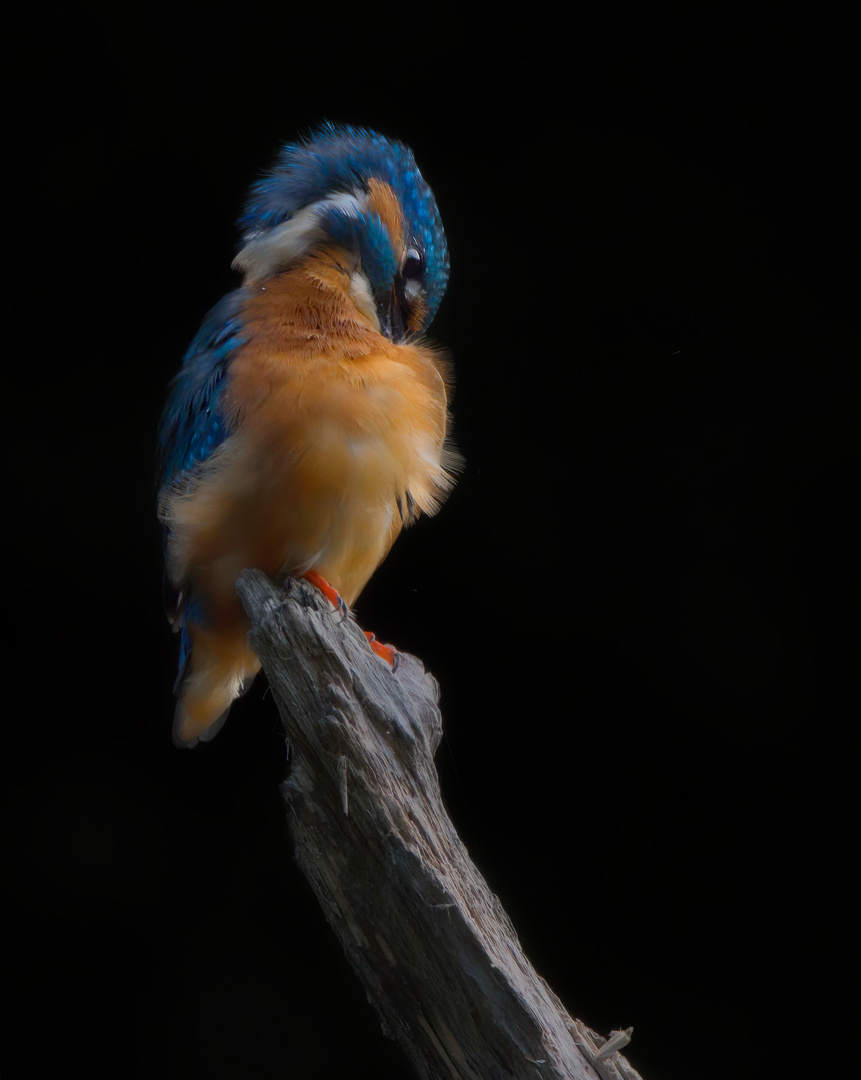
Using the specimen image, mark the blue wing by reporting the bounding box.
[157,288,249,488]
[158,289,248,638]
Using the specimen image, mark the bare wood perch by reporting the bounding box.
[236,570,645,1080]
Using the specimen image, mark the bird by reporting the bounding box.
[157,124,460,748]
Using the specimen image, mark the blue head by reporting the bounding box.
[233,124,449,341]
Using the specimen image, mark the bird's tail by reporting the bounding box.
[172,614,260,748]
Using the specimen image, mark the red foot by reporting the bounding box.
[301,571,396,668]
[302,570,346,613]
[364,631,398,669]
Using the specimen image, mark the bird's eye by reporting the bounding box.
[402,247,424,279]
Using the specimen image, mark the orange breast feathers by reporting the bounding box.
[170,247,459,612]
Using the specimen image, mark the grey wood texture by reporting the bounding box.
[237,570,645,1080]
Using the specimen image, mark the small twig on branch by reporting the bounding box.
[237,570,645,1080]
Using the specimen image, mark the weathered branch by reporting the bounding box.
[236,570,645,1080]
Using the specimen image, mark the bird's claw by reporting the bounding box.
[303,571,396,665]
[364,631,399,669]
[302,570,348,619]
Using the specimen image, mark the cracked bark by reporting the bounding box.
[237,570,646,1080]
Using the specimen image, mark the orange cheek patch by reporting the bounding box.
[366,178,405,256]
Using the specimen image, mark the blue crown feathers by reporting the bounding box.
[237,124,449,328]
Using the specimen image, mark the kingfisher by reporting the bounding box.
[158,124,459,747]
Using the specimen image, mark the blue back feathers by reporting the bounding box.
[158,290,247,488]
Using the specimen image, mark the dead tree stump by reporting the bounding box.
[237,569,645,1080]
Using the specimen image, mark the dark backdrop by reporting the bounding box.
[4,4,856,1078]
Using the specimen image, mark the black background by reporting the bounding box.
[4,3,857,1078]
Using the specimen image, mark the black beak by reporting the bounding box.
[378,284,406,343]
